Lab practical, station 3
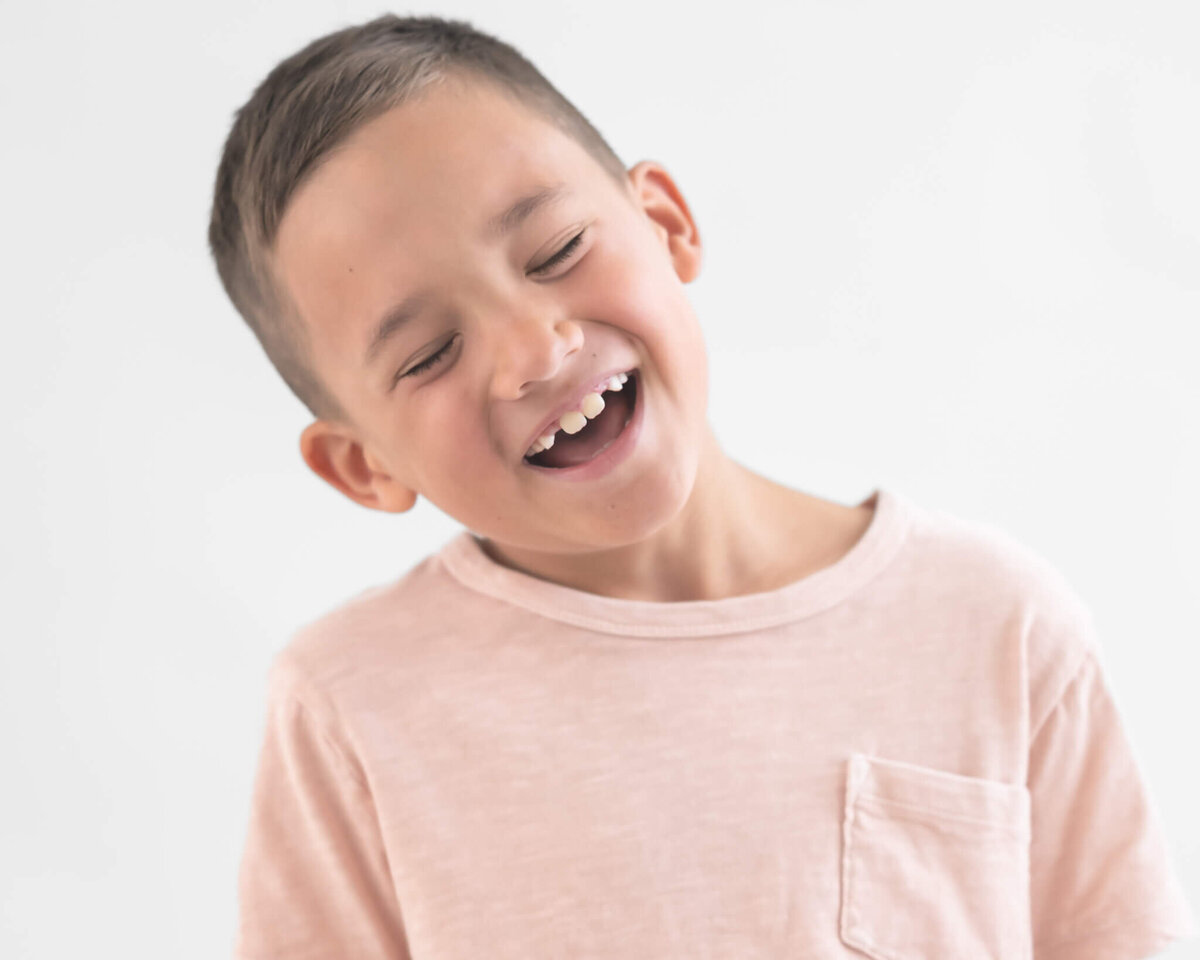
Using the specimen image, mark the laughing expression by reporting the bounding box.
[274,74,711,556]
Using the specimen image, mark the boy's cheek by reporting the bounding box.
[591,249,664,318]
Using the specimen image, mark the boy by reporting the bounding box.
[209,15,1196,960]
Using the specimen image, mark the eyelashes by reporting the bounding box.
[528,229,585,276]
[392,228,588,385]
[399,334,458,380]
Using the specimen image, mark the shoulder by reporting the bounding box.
[897,495,1099,725]
[901,496,1092,627]
[267,541,475,717]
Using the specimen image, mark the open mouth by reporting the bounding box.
[523,369,639,470]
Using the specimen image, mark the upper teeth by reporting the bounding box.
[526,372,630,457]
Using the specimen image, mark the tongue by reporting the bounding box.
[534,387,632,468]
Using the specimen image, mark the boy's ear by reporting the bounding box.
[299,421,418,514]
[626,160,702,283]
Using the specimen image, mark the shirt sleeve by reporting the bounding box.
[233,655,411,960]
[1028,641,1198,960]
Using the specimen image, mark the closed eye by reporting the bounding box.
[529,229,586,277]
[395,334,458,383]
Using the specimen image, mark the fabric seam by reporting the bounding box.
[273,654,371,794]
[1028,645,1096,747]
[438,491,909,637]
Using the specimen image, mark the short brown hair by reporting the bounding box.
[208,14,629,424]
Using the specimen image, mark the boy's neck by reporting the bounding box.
[477,428,874,603]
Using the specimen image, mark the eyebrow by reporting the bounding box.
[363,294,427,369]
[484,182,569,240]
[362,183,571,370]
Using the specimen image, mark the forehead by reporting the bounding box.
[271,78,604,363]
[277,78,595,259]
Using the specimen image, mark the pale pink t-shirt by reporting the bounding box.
[233,488,1197,959]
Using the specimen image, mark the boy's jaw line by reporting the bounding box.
[519,364,640,463]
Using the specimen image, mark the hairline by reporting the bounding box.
[210,18,635,426]
[257,68,633,429]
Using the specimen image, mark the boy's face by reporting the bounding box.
[273,75,710,555]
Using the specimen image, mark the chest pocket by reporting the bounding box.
[839,753,1032,960]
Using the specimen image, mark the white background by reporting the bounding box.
[2,1,1197,957]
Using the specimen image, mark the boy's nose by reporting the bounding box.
[488,316,585,400]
